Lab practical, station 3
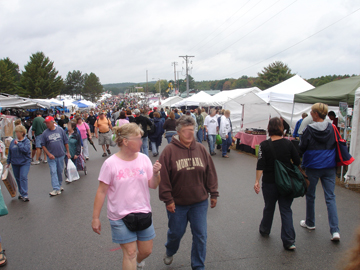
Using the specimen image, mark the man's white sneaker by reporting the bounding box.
[31,160,40,165]
[300,220,316,230]
[137,260,145,269]
[49,190,61,196]
[163,253,173,265]
[331,232,340,241]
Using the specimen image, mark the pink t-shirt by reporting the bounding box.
[98,153,153,221]
[77,122,89,139]
[115,119,129,127]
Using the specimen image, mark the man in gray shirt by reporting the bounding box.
[41,116,71,196]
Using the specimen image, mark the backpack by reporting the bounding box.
[148,119,156,134]
[218,116,232,130]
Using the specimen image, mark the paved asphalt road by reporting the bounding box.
[1,139,359,270]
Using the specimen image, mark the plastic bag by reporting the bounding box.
[216,134,222,145]
[110,133,117,147]
[67,159,80,182]
[0,163,7,217]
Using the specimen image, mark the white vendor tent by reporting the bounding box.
[159,96,183,108]
[346,87,360,185]
[173,91,211,107]
[257,75,315,129]
[200,87,261,107]
[78,99,96,109]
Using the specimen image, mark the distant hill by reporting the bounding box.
[103,81,157,95]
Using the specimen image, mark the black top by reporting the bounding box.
[256,139,300,183]
[135,115,153,138]
[163,119,176,131]
[87,115,97,125]
[128,115,136,123]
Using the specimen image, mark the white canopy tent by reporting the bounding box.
[159,96,183,108]
[257,75,315,129]
[345,88,360,185]
[173,91,211,107]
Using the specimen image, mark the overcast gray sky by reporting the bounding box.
[0,0,359,84]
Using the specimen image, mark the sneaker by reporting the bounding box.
[163,253,173,265]
[286,245,296,250]
[85,157,89,160]
[49,190,61,196]
[210,152,216,156]
[43,160,47,164]
[60,186,64,191]
[65,178,70,183]
[300,220,316,230]
[18,195,23,200]
[331,232,340,241]
[22,197,30,202]
[137,260,145,269]
[31,160,40,165]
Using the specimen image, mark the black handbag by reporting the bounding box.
[122,212,152,232]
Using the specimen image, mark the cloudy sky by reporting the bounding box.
[1,0,359,84]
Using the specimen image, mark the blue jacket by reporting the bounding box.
[299,122,336,169]
[7,137,32,166]
[148,118,164,146]
[292,118,303,138]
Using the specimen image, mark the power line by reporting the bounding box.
[195,0,265,52]
[200,0,282,53]
[216,0,298,55]
[189,0,251,52]
[225,6,360,78]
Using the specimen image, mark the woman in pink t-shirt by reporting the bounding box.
[115,111,129,127]
[76,116,91,159]
[92,123,161,270]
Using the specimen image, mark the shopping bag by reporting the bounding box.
[67,159,80,182]
[216,134,222,145]
[110,133,117,147]
[2,166,17,197]
[0,184,8,216]
[332,125,354,166]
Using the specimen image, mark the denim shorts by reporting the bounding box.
[35,134,43,148]
[109,218,156,244]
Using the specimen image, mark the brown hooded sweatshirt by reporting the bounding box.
[159,135,219,206]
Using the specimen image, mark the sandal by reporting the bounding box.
[107,149,111,155]
[0,250,7,267]
[102,153,107,157]
[222,155,229,158]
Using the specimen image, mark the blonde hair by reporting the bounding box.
[15,125,26,137]
[14,119,22,126]
[311,103,328,120]
[225,110,230,115]
[112,123,144,147]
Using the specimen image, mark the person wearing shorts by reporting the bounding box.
[95,112,112,157]
[31,111,47,165]
[92,123,161,270]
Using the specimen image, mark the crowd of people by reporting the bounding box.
[0,97,358,270]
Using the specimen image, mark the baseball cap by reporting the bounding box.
[44,116,55,123]
[99,111,104,115]
[153,107,158,110]
[186,110,191,114]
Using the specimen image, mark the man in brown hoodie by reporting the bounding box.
[159,115,219,270]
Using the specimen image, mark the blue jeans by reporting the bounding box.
[203,129,207,141]
[48,155,65,191]
[165,131,177,144]
[151,142,158,155]
[140,137,149,156]
[196,128,203,143]
[260,182,295,248]
[12,163,31,197]
[166,199,208,270]
[207,135,216,154]
[221,132,232,156]
[305,167,339,234]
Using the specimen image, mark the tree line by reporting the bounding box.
[0,52,103,102]
[103,61,358,96]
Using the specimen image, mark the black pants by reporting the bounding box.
[260,182,295,248]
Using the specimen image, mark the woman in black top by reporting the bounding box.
[163,111,177,143]
[254,117,300,251]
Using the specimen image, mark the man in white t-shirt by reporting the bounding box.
[204,108,219,156]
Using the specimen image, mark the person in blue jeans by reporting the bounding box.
[219,110,232,158]
[299,103,340,241]
[254,117,300,250]
[159,116,219,270]
[41,116,71,197]
[204,109,218,156]
[7,125,32,202]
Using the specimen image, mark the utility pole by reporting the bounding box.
[171,62,178,93]
[146,70,148,105]
[179,55,194,97]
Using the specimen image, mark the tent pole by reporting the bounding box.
[290,102,296,133]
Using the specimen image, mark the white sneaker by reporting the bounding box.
[65,178,70,183]
[300,220,316,230]
[331,232,340,241]
[163,253,173,265]
[137,260,145,269]
[31,160,40,165]
[60,186,64,191]
[49,190,61,196]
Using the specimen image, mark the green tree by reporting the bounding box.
[0,58,21,94]
[83,72,103,102]
[154,79,169,97]
[20,52,63,98]
[62,70,85,98]
[257,61,294,90]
